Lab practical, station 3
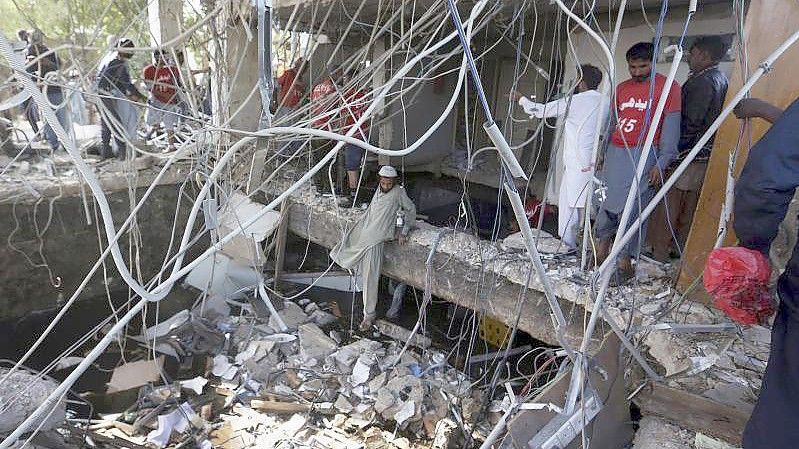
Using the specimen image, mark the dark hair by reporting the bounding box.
[117,38,135,49]
[692,35,729,62]
[626,42,654,61]
[17,29,28,41]
[579,64,603,90]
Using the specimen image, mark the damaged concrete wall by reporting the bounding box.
[0,178,198,318]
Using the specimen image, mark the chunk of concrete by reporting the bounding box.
[330,339,384,373]
[310,310,338,327]
[334,394,354,414]
[631,416,694,449]
[374,375,424,423]
[299,323,338,362]
[0,368,66,433]
[272,301,310,331]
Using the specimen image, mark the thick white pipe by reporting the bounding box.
[485,122,527,179]
[503,184,576,361]
[581,0,627,268]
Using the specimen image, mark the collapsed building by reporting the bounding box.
[1,0,798,448]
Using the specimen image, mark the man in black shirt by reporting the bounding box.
[95,38,145,159]
[651,36,729,260]
[26,29,67,151]
[733,96,799,448]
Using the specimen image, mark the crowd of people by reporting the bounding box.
[14,30,205,160]
[513,37,729,284]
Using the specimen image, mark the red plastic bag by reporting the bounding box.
[524,196,554,226]
[704,247,775,325]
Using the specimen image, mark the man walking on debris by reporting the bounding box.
[26,29,68,152]
[142,50,182,150]
[275,58,307,120]
[331,165,416,331]
[512,64,605,251]
[650,36,729,260]
[731,96,799,449]
[339,71,370,208]
[95,38,146,160]
[310,69,341,192]
[595,42,681,284]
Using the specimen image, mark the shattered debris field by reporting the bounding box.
[2,0,798,448]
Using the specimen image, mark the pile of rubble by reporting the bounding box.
[63,296,474,449]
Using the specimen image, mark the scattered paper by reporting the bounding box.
[107,357,164,393]
[351,360,371,386]
[179,376,208,395]
[212,355,237,380]
[146,402,196,447]
[394,400,415,425]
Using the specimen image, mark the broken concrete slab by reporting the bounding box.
[375,320,431,348]
[299,323,338,362]
[631,416,695,449]
[330,339,385,374]
[271,301,310,331]
[0,368,66,433]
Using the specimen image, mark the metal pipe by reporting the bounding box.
[257,0,273,129]
[567,45,684,413]
[581,0,626,269]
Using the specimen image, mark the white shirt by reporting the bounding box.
[518,89,604,173]
[518,89,605,207]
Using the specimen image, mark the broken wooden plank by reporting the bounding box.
[375,319,432,348]
[632,381,752,446]
[250,399,312,414]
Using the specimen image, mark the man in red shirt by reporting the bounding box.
[595,42,681,284]
[339,73,370,206]
[275,58,307,119]
[143,50,182,150]
[309,70,342,192]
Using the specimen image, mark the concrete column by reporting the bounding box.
[147,0,184,46]
[211,3,263,134]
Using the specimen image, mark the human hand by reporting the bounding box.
[648,166,663,186]
[509,90,523,103]
[734,98,780,121]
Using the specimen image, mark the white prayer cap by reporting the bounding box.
[378,165,398,177]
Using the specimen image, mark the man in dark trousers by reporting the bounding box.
[95,38,145,160]
[732,96,799,448]
[26,29,68,151]
[651,36,730,260]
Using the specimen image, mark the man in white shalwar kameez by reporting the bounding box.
[331,166,416,331]
[512,64,605,250]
